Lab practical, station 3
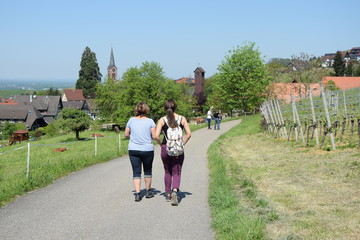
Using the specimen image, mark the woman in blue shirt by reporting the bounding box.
[125,102,156,202]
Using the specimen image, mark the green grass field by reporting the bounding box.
[0,122,209,207]
[0,89,33,98]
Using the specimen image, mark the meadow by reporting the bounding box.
[209,115,360,239]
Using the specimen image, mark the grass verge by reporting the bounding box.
[208,115,267,239]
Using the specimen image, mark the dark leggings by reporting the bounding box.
[161,145,184,193]
[129,150,154,179]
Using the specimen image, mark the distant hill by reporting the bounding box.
[0,79,75,91]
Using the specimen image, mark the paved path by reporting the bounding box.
[0,120,241,240]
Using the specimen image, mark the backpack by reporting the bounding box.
[163,116,184,157]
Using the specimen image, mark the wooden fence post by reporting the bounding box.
[309,86,319,145]
[275,98,288,138]
[320,83,336,150]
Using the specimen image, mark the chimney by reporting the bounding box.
[30,95,32,103]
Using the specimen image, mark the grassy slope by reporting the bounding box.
[209,115,360,239]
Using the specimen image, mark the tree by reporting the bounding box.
[208,42,270,113]
[332,51,345,76]
[58,108,91,140]
[354,64,360,77]
[76,46,102,98]
[96,61,193,125]
[345,63,353,76]
[1,122,26,139]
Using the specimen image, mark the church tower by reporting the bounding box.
[107,47,118,80]
[193,67,206,107]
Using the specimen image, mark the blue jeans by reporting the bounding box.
[214,118,221,130]
[207,118,211,129]
[128,150,154,179]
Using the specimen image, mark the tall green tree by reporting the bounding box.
[332,51,346,76]
[209,42,270,113]
[96,61,193,125]
[76,46,102,98]
[58,108,91,140]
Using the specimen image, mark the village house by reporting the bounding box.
[271,77,360,104]
[0,104,47,131]
[14,95,63,124]
[62,89,90,114]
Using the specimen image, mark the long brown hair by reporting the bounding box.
[164,99,178,128]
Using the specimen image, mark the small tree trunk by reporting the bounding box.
[76,130,80,140]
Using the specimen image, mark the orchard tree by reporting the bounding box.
[58,108,91,140]
[332,51,345,76]
[209,42,270,113]
[76,46,102,98]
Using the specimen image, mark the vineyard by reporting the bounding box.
[261,85,360,150]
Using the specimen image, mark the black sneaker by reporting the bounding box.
[145,189,154,198]
[165,193,171,202]
[171,191,178,206]
[134,192,141,202]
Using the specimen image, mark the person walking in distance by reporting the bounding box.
[213,111,219,130]
[125,102,157,202]
[155,99,191,206]
[206,108,212,129]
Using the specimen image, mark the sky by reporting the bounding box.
[0,0,359,82]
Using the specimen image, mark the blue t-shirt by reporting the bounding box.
[126,117,156,151]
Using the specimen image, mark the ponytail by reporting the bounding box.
[164,99,178,128]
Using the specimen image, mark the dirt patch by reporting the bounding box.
[223,133,360,240]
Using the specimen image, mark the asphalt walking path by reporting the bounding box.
[0,120,241,240]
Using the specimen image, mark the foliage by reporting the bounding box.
[35,87,61,96]
[2,122,26,139]
[325,80,340,90]
[332,51,346,76]
[345,63,353,76]
[76,46,102,98]
[96,61,194,125]
[209,42,270,113]
[354,64,360,77]
[57,108,91,139]
[43,120,61,137]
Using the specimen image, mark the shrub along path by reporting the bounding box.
[0,119,241,239]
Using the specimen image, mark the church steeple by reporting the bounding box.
[107,47,118,80]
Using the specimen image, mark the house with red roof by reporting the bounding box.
[175,77,195,86]
[322,77,360,90]
[62,89,86,101]
[270,82,321,104]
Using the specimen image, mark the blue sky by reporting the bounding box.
[0,0,359,82]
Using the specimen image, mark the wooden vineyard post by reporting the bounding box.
[320,83,336,150]
[266,101,276,135]
[343,90,347,116]
[275,98,288,138]
[291,94,305,143]
[271,100,282,138]
[291,94,298,142]
[261,103,273,132]
[309,86,319,145]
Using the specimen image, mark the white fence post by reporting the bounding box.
[118,134,121,154]
[94,135,97,156]
[26,143,30,179]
